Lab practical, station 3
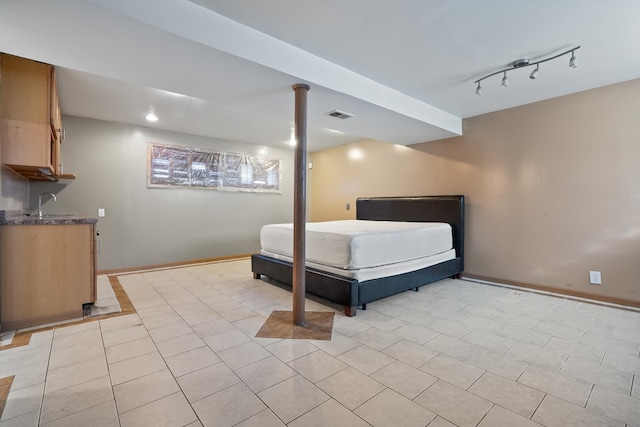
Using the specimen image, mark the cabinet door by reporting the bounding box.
[0,54,53,172]
[0,224,95,330]
[50,68,63,175]
[1,54,51,123]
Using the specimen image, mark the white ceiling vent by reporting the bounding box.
[326,110,355,119]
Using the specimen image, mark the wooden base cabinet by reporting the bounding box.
[0,224,97,331]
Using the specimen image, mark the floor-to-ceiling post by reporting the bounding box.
[292,83,310,326]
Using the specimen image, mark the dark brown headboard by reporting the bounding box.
[356,195,465,271]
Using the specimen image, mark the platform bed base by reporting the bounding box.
[252,195,465,316]
[251,254,462,316]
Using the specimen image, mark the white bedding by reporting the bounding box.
[260,220,453,270]
[260,248,456,282]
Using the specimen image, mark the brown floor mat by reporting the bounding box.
[255,311,335,340]
[0,376,14,419]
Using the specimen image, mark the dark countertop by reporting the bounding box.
[0,210,98,225]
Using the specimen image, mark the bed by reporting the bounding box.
[251,195,465,316]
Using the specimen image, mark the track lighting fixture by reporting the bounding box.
[474,46,580,95]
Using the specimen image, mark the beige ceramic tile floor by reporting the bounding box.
[1,258,639,427]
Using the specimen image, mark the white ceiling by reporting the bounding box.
[1,0,639,152]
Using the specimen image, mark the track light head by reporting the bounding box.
[529,65,539,80]
[501,72,509,87]
[475,82,482,95]
[569,50,577,68]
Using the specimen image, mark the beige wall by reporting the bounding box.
[309,79,640,305]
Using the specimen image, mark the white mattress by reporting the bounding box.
[260,249,456,282]
[260,220,453,270]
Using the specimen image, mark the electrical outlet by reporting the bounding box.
[589,271,601,285]
[346,203,350,211]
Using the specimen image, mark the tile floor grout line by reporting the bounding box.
[583,383,596,409]
[466,368,489,392]
[557,354,570,373]
[599,348,608,366]
[36,328,55,427]
[514,362,532,383]
[351,384,388,414]
[528,393,547,423]
[474,403,495,426]
[97,318,118,420]
[280,396,331,426]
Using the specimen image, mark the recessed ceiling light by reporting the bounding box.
[145,113,158,122]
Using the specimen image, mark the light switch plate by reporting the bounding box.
[98,208,105,218]
[589,271,601,285]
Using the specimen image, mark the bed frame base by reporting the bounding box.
[252,254,462,316]
[252,195,465,317]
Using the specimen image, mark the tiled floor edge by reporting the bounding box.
[462,277,640,313]
[0,256,248,352]
[0,275,136,352]
[102,255,252,277]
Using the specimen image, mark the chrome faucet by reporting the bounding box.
[37,193,57,218]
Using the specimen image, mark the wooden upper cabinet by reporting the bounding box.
[0,53,71,180]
